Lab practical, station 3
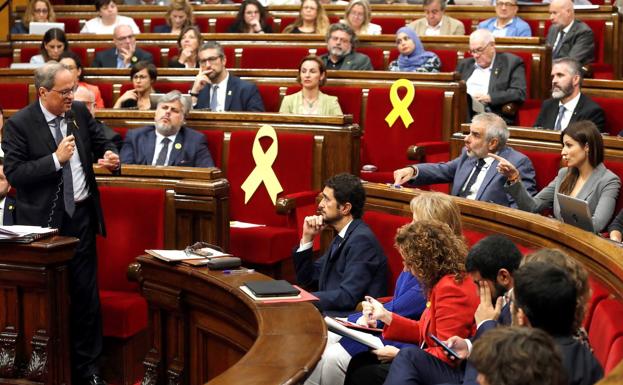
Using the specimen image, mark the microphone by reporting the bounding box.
[64,110,79,136]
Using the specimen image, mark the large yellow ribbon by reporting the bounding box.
[385,78,415,128]
[241,125,284,205]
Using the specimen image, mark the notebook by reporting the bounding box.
[244,280,301,298]
[556,193,595,233]
[28,22,65,35]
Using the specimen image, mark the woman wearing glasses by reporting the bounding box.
[30,28,70,65]
[227,0,273,33]
[478,0,531,37]
[114,61,158,110]
[340,0,381,36]
[169,26,203,68]
[11,0,56,34]
[283,0,329,34]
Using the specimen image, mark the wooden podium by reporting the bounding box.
[0,236,78,385]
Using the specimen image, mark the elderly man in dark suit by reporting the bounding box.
[320,23,374,71]
[546,0,594,65]
[92,24,153,68]
[1,62,120,385]
[292,173,387,316]
[0,159,15,225]
[394,113,536,208]
[456,29,527,124]
[534,57,605,131]
[190,41,264,111]
[121,91,214,167]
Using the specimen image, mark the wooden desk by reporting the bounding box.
[135,255,326,385]
[0,236,78,385]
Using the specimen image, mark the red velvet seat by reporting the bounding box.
[227,130,319,270]
[360,87,446,184]
[370,17,407,35]
[257,84,283,113]
[521,150,561,191]
[215,16,236,33]
[605,336,623,374]
[0,83,29,109]
[584,277,612,331]
[516,98,542,127]
[363,211,411,293]
[592,97,623,136]
[458,18,473,35]
[354,47,385,70]
[57,17,81,33]
[196,18,209,32]
[240,47,310,69]
[588,299,623,368]
[136,45,161,67]
[202,130,224,168]
[19,47,39,63]
[98,83,114,108]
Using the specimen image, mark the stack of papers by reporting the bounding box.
[0,225,58,243]
[324,316,384,350]
[146,247,232,263]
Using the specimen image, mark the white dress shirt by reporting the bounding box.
[463,156,495,200]
[466,57,494,97]
[557,92,582,130]
[425,21,443,36]
[151,131,178,166]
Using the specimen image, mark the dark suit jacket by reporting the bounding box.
[293,219,387,314]
[456,52,527,124]
[320,51,374,71]
[120,125,214,167]
[1,101,117,234]
[195,74,265,112]
[413,146,537,208]
[92,47,154,68]
[534,93,606,132]
[547,19,595,65]
[2,196,15,226]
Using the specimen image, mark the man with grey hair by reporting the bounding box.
[191,41,264,111]
[393,112,536,207]
[408,0,465,36]
[456,29,527,125]
[320,23,373,71]
[2,62,119,385]
[534,57,605,132]
[121,90,214,167]
[546,0,594,65]
[74,86,123,151]
[92,24,154,68]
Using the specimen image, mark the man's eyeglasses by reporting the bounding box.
[496,1,517,7]
[469,42,492,55]
[50,86,78,97]
[199,56,222,65]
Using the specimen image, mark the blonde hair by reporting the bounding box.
[23,0,56,27]
[409,192,463,236]
[165,0,194,28]
[344,0,371,33]
[283,0,329,35]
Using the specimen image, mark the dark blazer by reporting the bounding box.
[1,101,117,234]
[534,93,606,132]
[195,74,265,112]
[293,219,387,314]
[10,22,27,34]
[413,146,537,208]
[320,51,374,71]
[608,208,623,234]
[92,47,154,68]
[547,19,595,65]
[456,52,527,124]
[120,125,214,167]
[153,24,172,33]
[2,196,15,226]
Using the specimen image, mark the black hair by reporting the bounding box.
[465,235,522,281]
[324,173,365,219]
[59,50,84,81]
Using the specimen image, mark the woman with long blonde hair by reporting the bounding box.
[283,0,329,34]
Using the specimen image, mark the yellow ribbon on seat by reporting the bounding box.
[241,125,284,205]
[385,78,415,128]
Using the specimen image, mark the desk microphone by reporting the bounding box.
[65,109,79,136]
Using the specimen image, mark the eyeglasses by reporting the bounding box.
[199,56,222,65]
[34,8,49,14]
[469,42,492,55]
[496,1,517,7]
[132,74,149,80]
[50,86,78,97]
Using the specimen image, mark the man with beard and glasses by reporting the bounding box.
[534,57,605,132]
[393,112,536,208]
[320,23,373,71]
[191,41,264,111]
[292,173,387,315]
[120,90,214,167]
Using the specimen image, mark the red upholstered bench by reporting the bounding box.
[521,150,561,191]
[240,46,311,69]
[592,97,623,136]
[202,130,224,168]
[56,17,81,33]
[605,336,623,374]
[97,186,165,384]
[588,299,623,371]
[584,277,612,330]
[370,17,407,35]
[258,84,284,113]
[516,99,542,127]
[0,83,29,109]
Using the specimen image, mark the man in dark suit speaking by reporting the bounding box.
[190,41,264,112]
[1,62,120,385]
[292,173,387,315]
[121,90,214,167]
[92,24,154,68]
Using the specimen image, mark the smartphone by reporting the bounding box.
[428,333,461,360]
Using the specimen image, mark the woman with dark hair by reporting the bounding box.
[30,28,69,64]
[114,61,157,110]
[59,51,105,108]
[154,0,194,34]
[81,0,140,34]
[279,55,342,115]
[388,27,440,72]
[12,0,56,34]
[227,0,273,33]
[493,120,621,232]
[169,26,203,68]
[283,0,329,34]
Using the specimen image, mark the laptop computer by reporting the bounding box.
[28,22,65,35]
[556,193,595,233]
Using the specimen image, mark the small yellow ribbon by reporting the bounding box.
[385,78,415,128]
[241,125,284,205]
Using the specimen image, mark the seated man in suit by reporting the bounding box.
[0,159,15,226]
[191,41,265,111]
[408,0,464,36]
[456,29,527,124]
[121,90,214,167]
[393,112,536,208]
[92,24,154,68]
[478,0,531,37]
[547,0,594,66]
[534,57,605,132]
[320,23,373,71]
[74,86,123,152]
[292,173,387,315]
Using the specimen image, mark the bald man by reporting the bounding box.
[546,0,595,65]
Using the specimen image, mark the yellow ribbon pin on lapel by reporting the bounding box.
[241,125,283,205]
[385,78,415,128]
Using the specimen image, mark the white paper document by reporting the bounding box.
[324,316,384,350]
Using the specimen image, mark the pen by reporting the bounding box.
[223,269,255,275]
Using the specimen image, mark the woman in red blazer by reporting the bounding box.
[345,219,479,385]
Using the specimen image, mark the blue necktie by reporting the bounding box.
[210,85,219,111]
[328,235,342,260]
[51,116,75,217]
[554,105,566,130]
